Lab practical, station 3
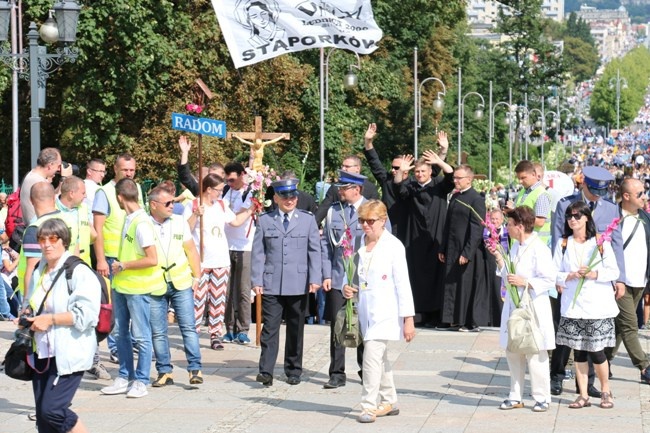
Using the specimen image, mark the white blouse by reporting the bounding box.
[552,236,620,319]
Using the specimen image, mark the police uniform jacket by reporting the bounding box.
[552,192,626,283]
[251,209,321,296]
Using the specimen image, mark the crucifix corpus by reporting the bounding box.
[227,116,290,171]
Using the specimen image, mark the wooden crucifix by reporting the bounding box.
[227,116,290,171]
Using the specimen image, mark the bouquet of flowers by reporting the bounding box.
[338,220,361,348]
[572,217,620,308]
[242,166,279,237]
[457,200,520,307]
[186,103,203,114]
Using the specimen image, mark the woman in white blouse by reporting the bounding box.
[343,200,415,424]
[489,206,556,413]
[553,201,619,410]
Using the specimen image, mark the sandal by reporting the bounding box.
[210,337,224,351]
[600,391,614,409]
[568,396,591,409]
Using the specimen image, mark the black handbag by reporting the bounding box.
[3,267,64,381]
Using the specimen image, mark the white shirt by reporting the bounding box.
[184,200,235,269]
[223,187,255,251]
[621,211,647,287]
[84,179,100,219]
[121,209,155,255]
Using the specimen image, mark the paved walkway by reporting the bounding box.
[1,321,650,433]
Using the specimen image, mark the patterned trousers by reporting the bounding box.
[194,267,229,338]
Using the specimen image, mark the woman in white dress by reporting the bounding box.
[553,201,619,409]
[489,206,556,412]
[343,200,415,423]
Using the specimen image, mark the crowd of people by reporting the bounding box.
[3,113,650,428]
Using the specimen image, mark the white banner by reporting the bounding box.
[211,0,383,68]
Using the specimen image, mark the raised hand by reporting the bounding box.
[364,123,377,143]
[437,131,449,152]
[422,149,441,166]
[179,136,192,153]
[400,154,415,173]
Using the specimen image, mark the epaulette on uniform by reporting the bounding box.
[297,209,313,216]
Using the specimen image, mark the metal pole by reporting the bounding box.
[28,22,40,168]
[616,68,620,131]
[457,67,462,166]
[488,81,493,183]
[319,48,325,182]
[524,93,529,160]
[11,1,18,189]
[414,47,418,158]
[508,87,512,188]
[542,96,546,167]
[556,90,560,139]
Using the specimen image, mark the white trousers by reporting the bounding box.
[505,349,551,403]
[360,340,397,411]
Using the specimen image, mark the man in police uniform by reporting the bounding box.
[550,165,626,397]
[321,171,391,389]
[251,179,321,386]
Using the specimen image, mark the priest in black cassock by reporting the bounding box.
[393,142,454,327]
[439,165,493,331]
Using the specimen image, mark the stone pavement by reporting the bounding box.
[1,320,650,433]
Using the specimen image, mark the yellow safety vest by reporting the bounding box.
[55,199,92,266]
[99,181,144,258]
[515,185,551,245]
[16,211,63,294]
[112,210,158,295]
[150,215,194,296]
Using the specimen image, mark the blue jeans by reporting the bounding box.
[113,291,152,384]
[0,278,13,318]
[151,283,202,372]
[105,256,118,352]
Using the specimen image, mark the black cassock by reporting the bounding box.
[441,188,496,327]
[395,172,454,317]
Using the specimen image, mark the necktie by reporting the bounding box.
[589,201,595,212]
[283,213,289,230]
[348,205,355,222]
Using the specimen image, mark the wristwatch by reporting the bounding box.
[117,262,124,272]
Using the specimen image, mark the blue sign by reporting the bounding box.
[171,113,226,138]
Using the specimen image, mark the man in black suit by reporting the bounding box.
[439,165,491,331]
[314,155,379,224]
[606,178,650,384]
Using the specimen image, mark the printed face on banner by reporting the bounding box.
[212,0,383,68]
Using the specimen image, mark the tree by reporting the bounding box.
[563,36,600,83]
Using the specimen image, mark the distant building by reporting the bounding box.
[576,5,635,61]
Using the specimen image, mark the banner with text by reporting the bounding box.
[212,0,383,68]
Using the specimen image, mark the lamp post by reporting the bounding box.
[319,47,361,182]
[487,81,513,183]
[559,107,574,148]
[609,68,628,131]
[457,68,485,167]
[0,0,80,177]
[413,47,446,158]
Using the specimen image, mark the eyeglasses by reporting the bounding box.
[152,200,174,207]
[391,166,401,170]
[88,167,106,174]
[359,218,379,225]
[636,191,645,199]
[453,176,469,180]
[341,164,359,169]
[38,235,60,244]
[566,213,583,221]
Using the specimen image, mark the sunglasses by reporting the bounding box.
[152,200,174,207]
[38,235,60,244]
[636,191,645,199]
[359,218,379,226]
[566,213,583,221]
[391,166,401,170]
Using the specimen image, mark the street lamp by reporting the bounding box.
[0,0,80,179]
[413,47,446,158]
[459,90,485,166]
[487,81,513,183]
[319,47,361,182]
[609,68,628,131]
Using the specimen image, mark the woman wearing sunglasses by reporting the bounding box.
[184,174,252,350]
[24,218,100,433]
[343,199,415,423]
[553,201,619,409]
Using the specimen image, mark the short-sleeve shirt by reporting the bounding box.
[184,200,235,269]
[121,209,155,256]
[222,187,255,251]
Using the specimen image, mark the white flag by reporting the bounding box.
[212,0,383,68]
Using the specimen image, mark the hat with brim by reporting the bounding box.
[583,166,613,196]
[335,170,366,187]
[272,179,300,198]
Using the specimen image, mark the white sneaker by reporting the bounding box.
[126,380,148,398]
[101,377,131,395]
[87,363,111,380]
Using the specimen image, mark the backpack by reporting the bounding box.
[5,189,25,251]
[63,256,114,342]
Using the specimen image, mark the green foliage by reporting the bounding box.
[590,47,650,129]
[563,37,599,83]
[565,13,596,47]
